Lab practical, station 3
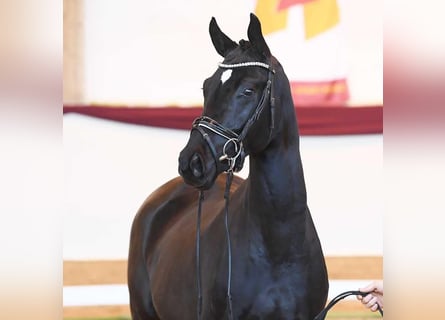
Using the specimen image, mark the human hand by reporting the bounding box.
[357,280,383,312]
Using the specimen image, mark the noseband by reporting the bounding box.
[192,61,276,172]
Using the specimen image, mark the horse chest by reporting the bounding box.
[204,241,310,319]
[211,271,308,320]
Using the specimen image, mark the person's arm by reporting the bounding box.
[357,280,383,312]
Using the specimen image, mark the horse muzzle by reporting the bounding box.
[178,118,248,189]
[178,139,218,190]
[178,152,205,179]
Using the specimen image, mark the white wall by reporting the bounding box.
[82,0,382,105]
[64,114,382,260]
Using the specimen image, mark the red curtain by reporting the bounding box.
[63,105,382,135]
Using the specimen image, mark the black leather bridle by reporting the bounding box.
[193,60,275,320]
[192,61,276,173]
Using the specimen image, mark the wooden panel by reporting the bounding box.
[326,256,382,280]
[63,0,85,103]
[64,305,130,318]
[64,256,382,286]
[64,260,127,286]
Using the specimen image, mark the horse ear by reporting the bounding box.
[209,17,237,57]
[247,13,271,58]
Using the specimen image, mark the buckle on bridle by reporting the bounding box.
[219,138,243,172]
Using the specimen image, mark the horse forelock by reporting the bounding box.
[238,39,251,50]
[223,40,267,66]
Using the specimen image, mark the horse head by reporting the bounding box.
[179,13,283,190]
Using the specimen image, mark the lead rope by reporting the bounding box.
[313,290,383,320]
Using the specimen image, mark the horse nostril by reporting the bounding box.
[190,153,204,178]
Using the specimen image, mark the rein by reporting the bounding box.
[196,171,235,320]
[194,60,275,320]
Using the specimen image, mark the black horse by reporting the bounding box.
[128,14,329,319]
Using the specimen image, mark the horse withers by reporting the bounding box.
[128,14,329,320]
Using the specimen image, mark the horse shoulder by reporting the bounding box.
[131,174,244,259]
[129,176,194,253]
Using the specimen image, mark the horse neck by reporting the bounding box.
[244,103,310,254]
[247,128,307,216]
[246,75,307,218]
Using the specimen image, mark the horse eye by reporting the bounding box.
[243,88,254,96]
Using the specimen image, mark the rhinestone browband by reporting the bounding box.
[218,61,272,71]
